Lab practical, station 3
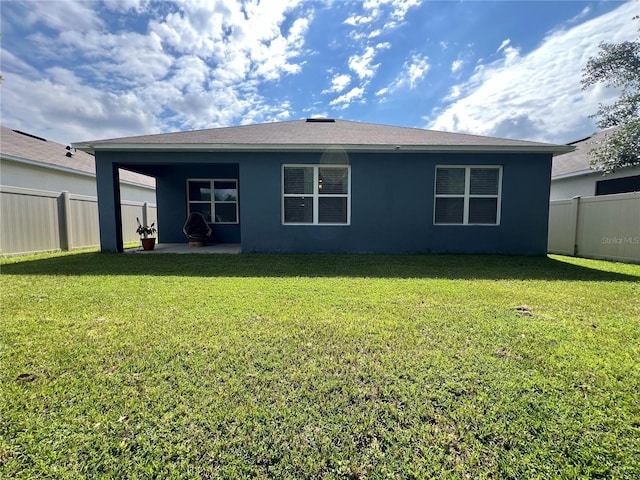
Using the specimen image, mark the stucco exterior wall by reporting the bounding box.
[96,150,553,255]
[1,157,156,203]
[240,151,551,254]
[1,158,98,196]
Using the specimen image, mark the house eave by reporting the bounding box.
[1,153,96,179]
[72,142,574,156]
[0,153,155,190]
[551,169,595,181]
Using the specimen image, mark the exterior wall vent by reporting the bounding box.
[306,118,336,123]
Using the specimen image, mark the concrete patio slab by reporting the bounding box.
[126,243,241,254]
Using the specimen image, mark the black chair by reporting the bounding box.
[183,212,212,246]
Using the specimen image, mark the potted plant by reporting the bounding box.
[136,217,157,251]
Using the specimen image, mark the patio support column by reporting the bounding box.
[96,158,123,252]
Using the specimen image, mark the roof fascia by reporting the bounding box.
[551,170,594,180]
[114,178,156,190]
[551,162,638,180]
[73,142,574,155]
[1,153,96,179]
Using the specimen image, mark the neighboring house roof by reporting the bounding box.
[1,126,155,188]
[552,128,619,179]
[73,119,573,155]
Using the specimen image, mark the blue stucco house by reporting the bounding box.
[73,119,572,254]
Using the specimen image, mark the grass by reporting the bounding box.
[1,252,639,479]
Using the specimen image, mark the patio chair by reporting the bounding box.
[183,212,212,246]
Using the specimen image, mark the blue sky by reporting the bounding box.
[1,0,637,145]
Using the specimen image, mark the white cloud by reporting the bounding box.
[147,0,309,82]
[323,73,352,94]
[377,53,430,95]
[445,85,462,101]
[348,42,391,79]
[0,71,159,143]
[344,0,420,37]
[360,0,420,21]
[497,38,511,53]
[64,30,173,85]
[404,54,430,88]
[302,106,330,118]
[329,86,365,108]
[344,14,375,26]
[0,48,40,78]
[570,6,592,24]
[22,0,102,32]
[0,0,311,143]
[103,0,149,13]
[496,38,520,64]
[348,47,378,79]
[1,0,635,148]
[169,56,209,92]
[254,17,310,79]
[427,1,639,144]
[339,0,425,103]
[388,0,421,20]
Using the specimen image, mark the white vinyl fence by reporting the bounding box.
[548,192,640,263]
[0,185,157,256]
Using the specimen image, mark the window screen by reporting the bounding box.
[283,165,350,225]
[434,166,501,225]
[187,179,239,224]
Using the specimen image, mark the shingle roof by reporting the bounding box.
[551,128,619,178]
[1,126,155,187]
[73,119,573,155]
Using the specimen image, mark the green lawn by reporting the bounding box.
[1,252,639,479]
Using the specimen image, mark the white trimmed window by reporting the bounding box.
[282,165,350,225]
[187,179,238,224]
[434,166,502,225]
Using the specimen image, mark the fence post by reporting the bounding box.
[142,201,150,227]
[59,191,73,251]
[571,196,581,256]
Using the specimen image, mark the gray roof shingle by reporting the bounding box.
[73,119,573,155]
[551,128,619,178]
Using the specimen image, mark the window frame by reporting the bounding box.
[281,164,351,226]
[186,178,239,225]
[595,174,640,196]
[433,165,503,226]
